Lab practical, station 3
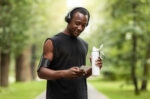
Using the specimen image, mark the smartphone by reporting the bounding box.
[80,65,90,71]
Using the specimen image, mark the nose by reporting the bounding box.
[77,25,83,32]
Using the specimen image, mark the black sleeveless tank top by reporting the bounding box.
[46,33,88,99]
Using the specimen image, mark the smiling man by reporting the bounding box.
[37,7,102,99]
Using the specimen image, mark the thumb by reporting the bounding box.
[73,66,79,70]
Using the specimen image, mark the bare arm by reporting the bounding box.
[38,39,84,80]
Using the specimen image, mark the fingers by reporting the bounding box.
[95,62,102,69]
[90,56,102,63]
[72,67,80,73]
[72,67,85,73]
[95,57,102,69]
[68,66,89,79]
[71,67,86,77]
[95,57,102,64]
[74,69,85,76]
[71,71,83,78]
[97,56,102,61]
[77,69,86,76]
[72,72,79,78]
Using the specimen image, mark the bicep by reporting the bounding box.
[43,39,54,61]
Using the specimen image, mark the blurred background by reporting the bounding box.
[0,0,150,99]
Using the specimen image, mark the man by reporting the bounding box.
[37,7,102,99]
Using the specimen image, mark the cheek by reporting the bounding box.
[71,25,77,30]
[69,26,75,33]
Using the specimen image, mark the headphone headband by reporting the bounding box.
[65,7,90,26]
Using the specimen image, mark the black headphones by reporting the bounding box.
[65,7,90,26]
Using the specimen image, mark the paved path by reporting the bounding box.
[88,84,108,99]
[36,83,108,99]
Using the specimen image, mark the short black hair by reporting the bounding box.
[65,7,90,26]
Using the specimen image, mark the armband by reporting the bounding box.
[37,57,51,72]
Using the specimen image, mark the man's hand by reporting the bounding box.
[95,56,102,69]
[90,56,102,69]
[63,67,86,79]
[85,56,103,78]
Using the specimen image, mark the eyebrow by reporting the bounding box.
[75,20,87,24]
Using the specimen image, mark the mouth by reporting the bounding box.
[75,32,79,35]
[74,31,81,35]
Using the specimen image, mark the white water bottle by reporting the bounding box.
[91,46,100,76]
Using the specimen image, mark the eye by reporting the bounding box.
[75,22,80,26]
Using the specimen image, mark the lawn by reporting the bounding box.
[88,77,150,99]
[0,80,46,99]
[1,78,150,99]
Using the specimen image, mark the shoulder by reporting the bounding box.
[46,33,64,44]
[44,39,53,53]
[43,33,62,55]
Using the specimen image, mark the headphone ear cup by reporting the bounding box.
[65,12,71,23]
[65,15,69,23]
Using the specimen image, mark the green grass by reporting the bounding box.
[88,77,150,99]
[0,81,46,99]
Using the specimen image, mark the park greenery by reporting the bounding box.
[88,77,150,99]
[0,0,150,99]
[0,81,46,99]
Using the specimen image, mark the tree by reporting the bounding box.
[139,0,150,91]
[103,0,150,94]
[15,47,32,81]
[0,0,12,87]
[85,0,150,94]
[141,42,150,90]
[0,0,33,85]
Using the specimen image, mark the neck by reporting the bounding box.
[63,25,71,36]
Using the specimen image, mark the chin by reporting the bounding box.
[74,32,80,37]
[70,33,78,37]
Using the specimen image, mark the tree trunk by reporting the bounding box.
[141,64,148,90]
[131,2,139,95]
[141,43,150,90]
[15,54,23,81]
[15,47,32,82]
[0,0,11,87]
[131,34,139,94]
[0,52,10,87]
[31,44,37,80]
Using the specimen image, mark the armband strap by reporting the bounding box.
[37,57,51,72]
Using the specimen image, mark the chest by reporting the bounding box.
[56,39,87,58]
